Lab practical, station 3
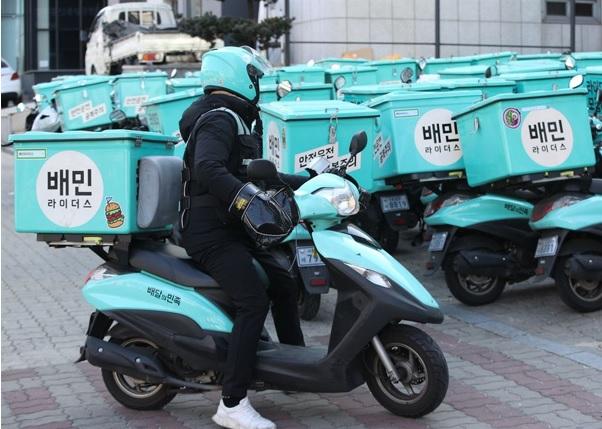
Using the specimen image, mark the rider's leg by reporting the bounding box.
[252,248,305,347]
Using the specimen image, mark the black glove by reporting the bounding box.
[228,182,265,220]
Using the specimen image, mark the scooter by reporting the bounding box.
[529,179,602,312]
[78,132,448,418]
[424,183,539,306]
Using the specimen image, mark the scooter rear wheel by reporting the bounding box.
[365,324,448,417]
[555,256,602,313]
[444,254,506,306]
[101,337,176,410]
[297,288,321,321]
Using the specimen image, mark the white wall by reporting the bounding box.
[288,0,602,64]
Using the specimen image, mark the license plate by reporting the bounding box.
[380,194,410,213]
[428,232,448,252]
[535,236,559,258]
[297,246,324,267]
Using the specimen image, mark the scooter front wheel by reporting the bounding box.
[555,256,602,313]
[101,336,176,410]
[364,324,448,417]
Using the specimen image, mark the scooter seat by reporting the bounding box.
[129,241,220,289]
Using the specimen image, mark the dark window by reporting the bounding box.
[157,12,161,25]
[576,2,594,16]
[128,11,139,25]
[118,11,125,20]
[546,1,567,15]
[1,60,8,68]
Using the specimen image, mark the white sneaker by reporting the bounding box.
[212,397,276,429]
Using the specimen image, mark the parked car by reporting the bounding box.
[85,2,216,75]
[1,58,21,107]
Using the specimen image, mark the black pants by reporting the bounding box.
[191,239,305,399]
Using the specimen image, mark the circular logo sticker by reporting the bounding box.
[414,108,463,166]
[267,121,282,170]
[503,108,521,128]
[520,108,573,167]
[36,151,104,228]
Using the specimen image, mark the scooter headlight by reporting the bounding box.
[345,263,392,288]
[314,181,359,216]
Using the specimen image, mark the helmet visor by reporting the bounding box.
[241,46,273,77]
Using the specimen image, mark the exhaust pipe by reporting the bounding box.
[84,337,220,391]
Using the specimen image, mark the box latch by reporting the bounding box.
[135,136,142,147]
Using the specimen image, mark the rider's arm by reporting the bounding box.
[192,113,244,205]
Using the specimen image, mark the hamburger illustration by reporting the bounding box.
[105,197,125,228]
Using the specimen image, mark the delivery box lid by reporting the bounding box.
[452,88,588,120]
[143,88,204,106]
[168,77,203,87]
[324,65,378,74]
[366,58,418,67]
[498,69,578,81]
[366,89,483,108]
[10,130,179,144]
[260,100,379,120]
[56,76,111,91]
[111,71,168,81]
[586,65,602,75]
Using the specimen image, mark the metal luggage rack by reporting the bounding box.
[480,167,593,192]
[384,170,466,188]
[37,231,172,266]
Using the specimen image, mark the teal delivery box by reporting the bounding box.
[366,90,483,181]
[142,88,204,139]
[11,130,177,234]
[341,83,407,104]
[316,57,368,68]
[366,59,419,83]
[282,82,333,101]
[32,80,64,110]
[423,52,514,74]
[454,89,595,187]
[498,70,578,93]
[167,78,203,93]
[260,100,380,190]
[278,65,326,84]
[585,66,602,115]
[259,84,278,103]
[573,52,602,69]
[437,65,490,79]
[112,72,168,118]
[54,77,113,131]
[325,65,379,90]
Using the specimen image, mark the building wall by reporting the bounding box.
[1,0,25,72]
[288,0,602,63]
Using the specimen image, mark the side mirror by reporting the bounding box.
[400,67,414,83]
[564,55,576,70]
[418,57,427,71]
[349,131,368,156]
[485,65,496,78]
[247,159,278,181]
[569,74,584,89]
[16,102,27,113]
[276,80,292,100]
[170,68,177,78]
[306,59,316,67]
[334,75,346,90]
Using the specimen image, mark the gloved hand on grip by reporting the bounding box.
[228,182,298,247]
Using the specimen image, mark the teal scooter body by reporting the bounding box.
[76,141,449,417]
[528,189,602,312]
[424,191,537,306]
